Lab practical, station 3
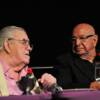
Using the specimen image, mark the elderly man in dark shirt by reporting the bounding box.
[54,23,99,89]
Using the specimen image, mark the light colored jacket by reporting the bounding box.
[0,63,9,96]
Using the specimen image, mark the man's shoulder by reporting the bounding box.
[57,52,73,60]
[56,52,75,65]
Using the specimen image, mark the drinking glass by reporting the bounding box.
[95,62,100,81]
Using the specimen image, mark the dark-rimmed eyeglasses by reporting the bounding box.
[72,34,95,42]
[8,38,33,49]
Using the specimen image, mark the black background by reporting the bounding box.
[0,0,100,67]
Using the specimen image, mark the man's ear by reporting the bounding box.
[3,39,11,53]
[93,34,98,47]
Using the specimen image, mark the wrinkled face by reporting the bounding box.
[72,24,98,56]
[8,30,32,65]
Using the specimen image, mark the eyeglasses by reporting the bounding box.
[72,34,95,42]
[8,38,33,49]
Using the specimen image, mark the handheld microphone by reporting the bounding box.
[47,83,63,94]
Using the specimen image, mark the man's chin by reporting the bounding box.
[76,51,87,56]
[77,52,89,58]
[24,60,30,65]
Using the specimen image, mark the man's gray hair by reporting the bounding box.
[0,26,25,49]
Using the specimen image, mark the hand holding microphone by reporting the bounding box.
[38,73,63,94]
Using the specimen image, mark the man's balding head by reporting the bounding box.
[72,23,98,62]
[72,23,96,36]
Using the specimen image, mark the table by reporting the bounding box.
[54,89,100,100]
[0,93,51,100]
[0,89,100,100]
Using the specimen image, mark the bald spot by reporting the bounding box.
[72,23,96,36]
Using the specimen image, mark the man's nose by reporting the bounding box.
[75,38,81,46]
[26,44,33,52]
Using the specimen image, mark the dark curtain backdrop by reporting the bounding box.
[0,1,100,67]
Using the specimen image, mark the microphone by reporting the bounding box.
[46,83,63,100]
[47,83,63,94]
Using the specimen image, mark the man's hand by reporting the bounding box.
[90,81,100,90]
[38,73,57,89]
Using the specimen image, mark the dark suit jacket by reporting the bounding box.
[54,52,96,89]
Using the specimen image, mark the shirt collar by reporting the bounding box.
[0,58,28,80]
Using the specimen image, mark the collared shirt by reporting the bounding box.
[0,59,27,95]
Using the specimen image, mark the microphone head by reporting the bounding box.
[47,83,63,94]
